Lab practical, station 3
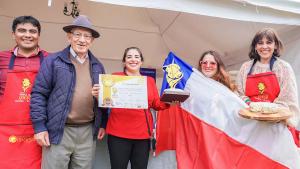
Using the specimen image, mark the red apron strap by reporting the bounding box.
[247,56,277,75]
[9,51,44,70]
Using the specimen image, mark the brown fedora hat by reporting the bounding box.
[63,15,100,38]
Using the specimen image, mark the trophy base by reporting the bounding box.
[160,88,190,103]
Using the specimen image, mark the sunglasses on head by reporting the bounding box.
[200,61,217,67]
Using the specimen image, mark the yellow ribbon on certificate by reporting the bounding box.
[101,75,114,106]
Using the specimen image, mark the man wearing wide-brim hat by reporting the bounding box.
[30,15,108,169]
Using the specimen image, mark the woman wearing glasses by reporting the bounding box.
[198,50,235,91]
[236,28,300,146]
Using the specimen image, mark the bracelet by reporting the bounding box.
[244,98,251,104]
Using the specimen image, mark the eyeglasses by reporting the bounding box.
[71,32,93,41]
[200,61,217,67]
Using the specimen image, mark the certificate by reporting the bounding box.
[98,74,148,109]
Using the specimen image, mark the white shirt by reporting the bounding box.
[69,47,88,64]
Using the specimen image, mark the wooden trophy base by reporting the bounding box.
[160,89,190,103]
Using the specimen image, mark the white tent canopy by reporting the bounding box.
[241,0,300,14]
[1,0,300,72]
[89,0,300,25]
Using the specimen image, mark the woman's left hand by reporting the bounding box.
[97,128,106,140]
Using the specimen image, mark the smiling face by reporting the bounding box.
[124,48,143,75]
[67,27,94,58]
[200,54,218,78]
[255,36,275,63]
[249,28,283,61]
[12,23,39,53]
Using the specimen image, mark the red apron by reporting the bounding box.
[245,71,280,102]
[0,53,43,169]
[245,58,300,147]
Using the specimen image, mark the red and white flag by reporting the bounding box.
[156,52,300,169]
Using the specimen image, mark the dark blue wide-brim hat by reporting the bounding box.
[63,15,100,38]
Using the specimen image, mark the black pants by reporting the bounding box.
[107,134,150,169]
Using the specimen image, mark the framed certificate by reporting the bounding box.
[98,74,148,109]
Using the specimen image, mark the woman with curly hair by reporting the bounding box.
[198,50,235,91]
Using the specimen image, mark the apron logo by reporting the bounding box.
[8,135,17,143]
[257,82,265,94]
[164,64,183,88]
[22,78,31,92]
[8,135,35,143]
[15,78,32,103]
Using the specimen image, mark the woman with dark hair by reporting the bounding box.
[198,50,235,91]
[236,28,300,145]
[92,47,169,169]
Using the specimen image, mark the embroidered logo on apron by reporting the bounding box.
[257,82,265,94]
[15,78,32,103]
[22,78,31,92]
[8,135,17,143]
[8,135,35,144]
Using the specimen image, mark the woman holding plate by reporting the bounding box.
[236,28,300,146]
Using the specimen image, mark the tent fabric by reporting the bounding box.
[156,52,300,169]
[241,0,300,14]
[90,0,300,25]
[1,0,300,73]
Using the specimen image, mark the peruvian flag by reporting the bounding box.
[156,52,300,169]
